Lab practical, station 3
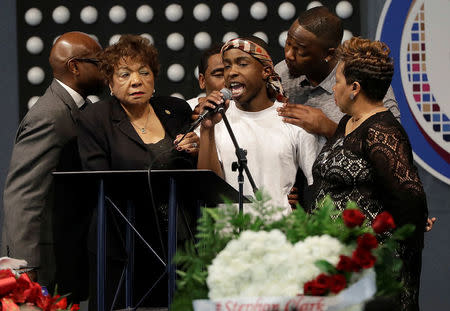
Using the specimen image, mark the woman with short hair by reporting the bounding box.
[311,37,428,311]
[78,34,198,310]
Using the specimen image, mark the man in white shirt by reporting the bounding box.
[2,32,104,301]
[198,37,323,213]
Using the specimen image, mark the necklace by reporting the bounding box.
[130,107,151,134]
[351,116,362,123]
[350,106,386,124]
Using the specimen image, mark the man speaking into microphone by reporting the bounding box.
[197,36,324,215]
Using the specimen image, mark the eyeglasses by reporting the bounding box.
[73,58,100,65]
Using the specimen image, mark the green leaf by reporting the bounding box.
[254,190,264,201]
[391,258,403,273]
[315,260,337,274]
[392,224,415,240]
[345,201,358,210]
[176,270,186,277]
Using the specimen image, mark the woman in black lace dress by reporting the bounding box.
[311,37,428,311]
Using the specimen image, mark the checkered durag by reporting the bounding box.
[221,38,287,102]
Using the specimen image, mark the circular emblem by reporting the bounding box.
[376,0,450,184]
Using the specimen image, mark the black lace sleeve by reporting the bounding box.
[363,114,428,239]
[364,112,428,311]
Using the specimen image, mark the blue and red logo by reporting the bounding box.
[377,0,450,184]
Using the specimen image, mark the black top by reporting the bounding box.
[77,94,196,250]
[312,111,427,231]
[77,96,197,309]
[77,95,195,171]
[311,111,428,311]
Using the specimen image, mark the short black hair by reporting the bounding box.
[297,6,343,49]
[198,43,223,75]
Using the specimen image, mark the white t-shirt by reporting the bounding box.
[213,100,324,213]
[186,97,200,111]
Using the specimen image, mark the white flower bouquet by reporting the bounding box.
[171,193,413,311]
[207,230,352,299]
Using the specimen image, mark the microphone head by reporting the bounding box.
[220,88,232,101]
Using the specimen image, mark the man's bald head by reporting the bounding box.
[49,32,102,79]
[49,32,104,97]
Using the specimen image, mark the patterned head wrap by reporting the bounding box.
[221,38,287,102]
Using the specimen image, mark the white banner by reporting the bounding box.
[193,270,375,311]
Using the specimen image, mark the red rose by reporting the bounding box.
[36,295,52,310]
[71,304,81,311]
[54,297,68,310]
[342,209,365,228]
[36,294,58,311]
[329,274,347,294]
[303,274,330,296]
[0,270,17,295]
[316,274,331,287]
[1,297,20,310]
[10,274,32,303]
[304,280,327,296]
[336,255,360,272]
[25,282,43,304]
[304,280,315,295]
[0,269,15,279]
[357,233,378,250]
[352,248,376,269]
[372,211,396,234]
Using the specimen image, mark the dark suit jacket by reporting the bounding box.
[1,79,91,301]
[77,96,196,257]
[78,95,194,171]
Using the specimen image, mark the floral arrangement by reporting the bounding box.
[0,269,79,311]
[207,230,352,299]
[171,193,414,311]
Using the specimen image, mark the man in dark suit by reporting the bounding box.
[1,31,104,301]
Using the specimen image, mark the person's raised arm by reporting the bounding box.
[196,91,229,178]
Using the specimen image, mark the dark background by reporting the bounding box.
[15,0,359,119]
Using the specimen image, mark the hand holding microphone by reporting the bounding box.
[190,88,232,131]
[174,88,232,150]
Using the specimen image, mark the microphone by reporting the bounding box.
[187,88,232,132]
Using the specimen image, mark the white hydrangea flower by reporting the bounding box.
[207,230,353,299]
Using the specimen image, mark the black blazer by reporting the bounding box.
[77,95,196,259]
[78,95,194,170]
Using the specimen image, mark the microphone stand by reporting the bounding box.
[216,105,258,214]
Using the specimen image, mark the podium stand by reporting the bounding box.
[53,169,246,311]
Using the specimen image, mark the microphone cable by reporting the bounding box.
[146,132,198,261]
